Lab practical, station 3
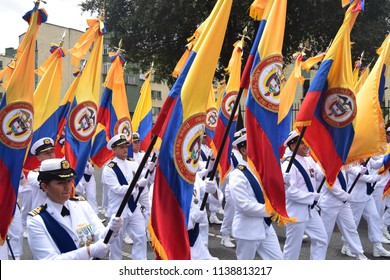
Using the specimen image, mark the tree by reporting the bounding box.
[80,0,390,86]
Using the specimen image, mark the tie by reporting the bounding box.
[61,206,70,217]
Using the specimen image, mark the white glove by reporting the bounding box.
[191,207,207,224]
[137,177,148,188]
[204,179,217,194]
[89,239,110,259]
[108,215,123,236]
[359,166,368,174]
[313,192,321,201]
[370,158,383,170]
[146,161,156,172]
[283,173,291,187]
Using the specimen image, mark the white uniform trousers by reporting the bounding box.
[283,209,328,260]
[320,202,364,255]
[8,206,23,258]
[236,225,282,260]
[372,187,386,229]
[0,243,8,260]
[101,183,109,218]
[220,186,234,238]
[384,196,390,226]
[349,197,382,247]
[109,210,147,260]
[19,190,32,230]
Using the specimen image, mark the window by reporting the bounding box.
[0,61,3,69]
[102,62,111,74]
[125,75,136,85]
[151,90,162,100]
[152,107,161,116]
[103,44,109,55]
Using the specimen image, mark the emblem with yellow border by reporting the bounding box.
[174,113,206,184]
[114,117,133,141]
[69,101,97,142]
[0,102,33,148]
[321,88,356,128]
[221,91,239,120]
[205,108,218,131]
[250,55,283,112]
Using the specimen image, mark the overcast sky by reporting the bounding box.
[0,0,97,54]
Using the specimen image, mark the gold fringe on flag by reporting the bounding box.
[249,0,268,21]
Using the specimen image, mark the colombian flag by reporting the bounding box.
[204,84,218,146]
[245,0,293,226]
[346,33,390,163]
[90,52,132,167]
[0,59,16,90]
[23,44,66,172]
[65,18,104,185]
[240,0,274,90]
[132,70,153,151]
[295,0,363,187]
[0,3,47,243]
[212,38,244,184]
[149,0,232,260]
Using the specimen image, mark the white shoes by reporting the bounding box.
[302,234,309,241]
[209,213,222,224]
[382,227,390,240]
[123,233,134,245]
[341,245,356,258]
[356,253,369,260]
[221,236,235,248]
[373,248,390,257]
[218,208,225,215]
[381,235,390,244]
[23,230,28,239]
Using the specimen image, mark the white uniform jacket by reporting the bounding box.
[101,157,141,219]
[229,163,269,241]
[281,155,318,222]
[27,170,47,210]
[27,199,106,260]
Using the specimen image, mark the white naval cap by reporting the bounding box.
[232,134,247,148]
[132,132,140,142]
[38,158,77,181]
[107,134,130,150]
[30,137,55,155]
[283,130,299,147]
[387,127,390,133]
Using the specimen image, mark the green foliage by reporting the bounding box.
[80,0,390,86]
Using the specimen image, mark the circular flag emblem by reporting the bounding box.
[322,88,356,128]
[251,55,283,112]
[0,102,33,148]
[69,101,97,142]
[205,108,218,131]
[221,91,239,120]
[174,113,206,184]
[114,117,133,141]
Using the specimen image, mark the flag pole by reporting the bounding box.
[199,87,244,211]
[347,157,371,194]
[133,151,158,205]
[285,126,307,173]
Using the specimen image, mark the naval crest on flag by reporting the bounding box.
[205,107,218,131]
[251,55,283,112]
[322,88,356,128]
[174,113,206,184]
[69,101,97,142]
[114,117,133,141]
[0,102,33,148]
[221,91,239,120]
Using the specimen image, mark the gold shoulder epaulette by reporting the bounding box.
[127,157,135,161]
[237,164,246,171]
[107,161,116,168]
[70,195,86,201]
[28,204,47,216]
